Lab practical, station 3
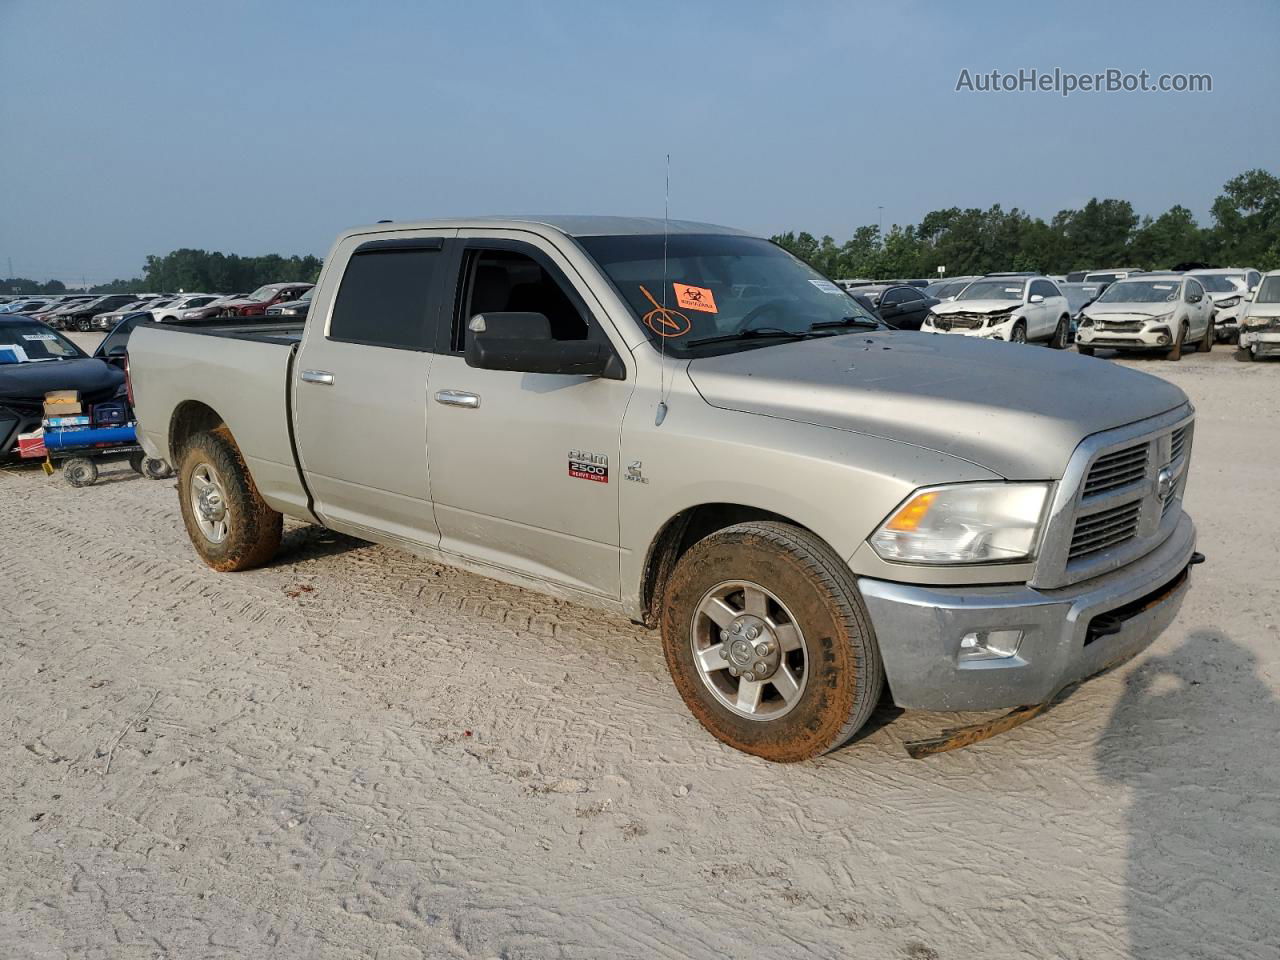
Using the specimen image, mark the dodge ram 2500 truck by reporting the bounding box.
[128,217,1198,762]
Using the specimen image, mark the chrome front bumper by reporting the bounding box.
[858,513,1195,711]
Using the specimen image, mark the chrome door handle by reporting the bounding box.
[300,369,335,385]
[434,389,480,409]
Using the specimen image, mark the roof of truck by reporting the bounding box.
[345,215,755,239]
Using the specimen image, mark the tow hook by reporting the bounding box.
[1189,551,1206,566]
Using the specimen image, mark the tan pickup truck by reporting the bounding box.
[128,217,1199,761]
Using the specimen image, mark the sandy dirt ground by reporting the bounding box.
[2,340,1278,959]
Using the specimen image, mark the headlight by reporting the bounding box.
[923,313,937,326]
[985,312,1012,327]
[869,482,1050,564]
[1216,296,1240,309]
[1145,311,1173,326]
[1078,315,1094,328]
[1243,313,1272,328]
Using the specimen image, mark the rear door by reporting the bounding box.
[291,229,456,544]
[424,230,634,598]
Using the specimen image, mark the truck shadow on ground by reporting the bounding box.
[1096,630,1280,959]
[272,523,370,566]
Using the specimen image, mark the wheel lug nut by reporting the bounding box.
[720,630,729,642]
[728,667,739,677]
[754,661,768,674]
[754,642,771,656]
[746,626,759,640]
[743,672,756,682]
[732,623,743,635]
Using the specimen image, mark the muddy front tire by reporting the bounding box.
[660,521,884,762]
[177,430,281,571]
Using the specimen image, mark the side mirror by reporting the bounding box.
[1029,294,1045,304]
[107,343,128,357]
[465,312,623,379]
[1245,291,1255,302]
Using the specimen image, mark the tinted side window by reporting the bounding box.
[880,288,908,305]
[329,247,439,349]
[898,287,925,302]
[453,248,588,351]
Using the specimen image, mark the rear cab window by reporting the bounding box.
[328,239,443,350]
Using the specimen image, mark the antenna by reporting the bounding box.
[656,153,670,427]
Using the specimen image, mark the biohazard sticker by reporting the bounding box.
[672,283,717,313]
[569,449,609,483]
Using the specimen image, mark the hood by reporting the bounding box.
[932,299,1019,315]
[0,357,125,403]
[1081,301,1175,319]
[1207,290,1243,302]
[686,332,1188,479]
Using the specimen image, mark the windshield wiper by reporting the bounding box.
[686,327,818,348]
[808,316,884,331]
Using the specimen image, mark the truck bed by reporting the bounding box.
[128,322,313,521]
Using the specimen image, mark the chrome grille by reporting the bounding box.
[1034,409,1195,590]
[1082,442,1149,497]
[1069,501,1142,560]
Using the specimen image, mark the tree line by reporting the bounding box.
[1,248,323,296]
[772,168,1280,281]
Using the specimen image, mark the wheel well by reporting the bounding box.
[639,503,815,627]
[169,400,226,462]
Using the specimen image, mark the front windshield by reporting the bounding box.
[1255,277,1280,304]
[1085,273,1122,283]
[0,322,83,362]
[1193,274,1243,293]
[245,285,277,302]
[1097,280,1181,304]
[577,234,880,357]
[956,279,1025,302]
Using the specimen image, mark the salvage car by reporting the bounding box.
[853,284,939,330]
[1188,268,1260,344]
[264,287,314,319]
[1236,270,1280,361]
[923,276,979,301]
[1075,274,1214,360]
[0,317,124,457]
[923,274,1072,347]
[216,283,314,318]
[129,216,1198,762]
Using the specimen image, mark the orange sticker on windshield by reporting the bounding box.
[673,283,717,314]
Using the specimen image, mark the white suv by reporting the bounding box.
[923,274,1072,347]
[1237,270,1280,361]
[1075,274,1214,360]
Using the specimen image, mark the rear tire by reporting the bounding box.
[1049,316,1070,349]
[177,429,281,571]
[660,521,884,762]
[1198,319,1215,352]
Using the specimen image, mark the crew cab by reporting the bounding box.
[128,217,1198,761]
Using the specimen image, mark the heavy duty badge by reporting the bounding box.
[568,449,609,483]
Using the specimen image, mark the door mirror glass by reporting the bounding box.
[465,312,622,379]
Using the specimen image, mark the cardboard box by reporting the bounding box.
[44,414,92,428]
[44,390,80,404]
[44,401,82,416]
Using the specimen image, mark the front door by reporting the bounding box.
[291,230,455,544]
[424,232,634,598]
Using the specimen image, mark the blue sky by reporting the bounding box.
[2,0,1277,285]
